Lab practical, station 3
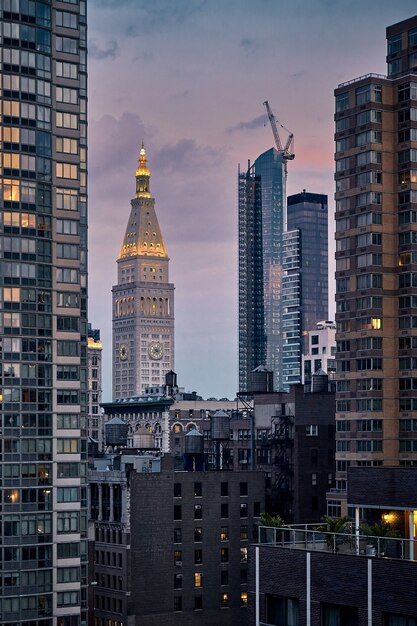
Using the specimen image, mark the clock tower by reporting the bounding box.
[112,144,175,399]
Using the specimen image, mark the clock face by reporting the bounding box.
[148,341,164,361]
[119,343,128,361]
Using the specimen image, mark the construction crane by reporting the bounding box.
[263,100,295,179]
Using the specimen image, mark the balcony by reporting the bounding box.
[258,524,417,561]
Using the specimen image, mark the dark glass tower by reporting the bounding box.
[0,1,88,624]
[287,191,328,331]
[282,191,328,386]
[238,164,265,391]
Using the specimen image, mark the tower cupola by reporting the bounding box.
[135,142,151,198]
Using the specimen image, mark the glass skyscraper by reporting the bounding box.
[239,148,286,392]
[239,152,328,392]
[283,192,329,385]
[1,1,88,624]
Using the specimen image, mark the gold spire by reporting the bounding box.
[135,142,151,198]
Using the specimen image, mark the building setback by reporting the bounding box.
[0,1,88,624]
[332,15,417,516]
[112,146,174,399]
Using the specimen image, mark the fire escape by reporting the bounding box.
[269,404,294,521]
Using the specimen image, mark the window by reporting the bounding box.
[357,440,383,452]
[240,503,248,518]
[56,137,78,155]
[322,604,358,626]
[194,482,202,497]
[240,547,248,562]
[57,219,78,235]
[174,505,182,520]
[327,500,342,518]
[336,441,350,452]
[57,567,79,583]
[194,527,202,542]
[221,570,229,586]
[240,482,248,496]
[57,511,79,533]
[220,548,229,563]
[221,592,229,608]
[56,61,78,79]
[241,592,248,607]
[56,187,78,210]
[336,92,349,112]
[266,595,299,626]
[57,591,79,607]
[194,572,202,588]
[358,420,383,432]
[174,573,182,589]
[194,504,202,519]
[56,10,78,28]
[174,596,182,612]
[221,503,229,518]
[174,528,182,543]
[173,483,181,497]
[220,526,228,541]
[57,439,79,454]
[174,550,182,565]
[194,596,203,610]
[56,162,78,180]
[56,110,78,129]
[57,389,79,405]
[194,549,202,564]
[57,487,79,502]
[57,542,79,559]
[306,425,318,436]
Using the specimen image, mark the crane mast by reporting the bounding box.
[263,100,295,180]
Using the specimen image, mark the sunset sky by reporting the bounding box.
[88,0,416,400]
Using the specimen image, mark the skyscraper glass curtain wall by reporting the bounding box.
[0,1,88,624]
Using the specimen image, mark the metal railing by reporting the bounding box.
[258,525,417,561]
[338,73,387,88]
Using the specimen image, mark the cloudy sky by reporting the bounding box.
[88,0,416,400]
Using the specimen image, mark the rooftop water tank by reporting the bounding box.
[105,416,128,447]
[211,410,230,440]
[185,429,204,454]
[249,365,274,393]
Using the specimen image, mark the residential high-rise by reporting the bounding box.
[331,15,417,516]
[112,146,174,399]
[238,148,286,392]
[1,1,88,624]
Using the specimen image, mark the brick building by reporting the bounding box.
[88,452,265,626]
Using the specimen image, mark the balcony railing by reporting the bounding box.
[258,525,417,561]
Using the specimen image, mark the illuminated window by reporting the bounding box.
[241,592,248,607]
[221,593,229,608]
[220,527,228,541]
[194,572,202,588]
[372,318,382,330]
[240,547,248,562]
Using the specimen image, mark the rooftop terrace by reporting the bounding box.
[258,524,417,562]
